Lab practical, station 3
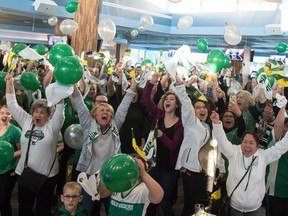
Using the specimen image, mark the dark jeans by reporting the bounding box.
[0,169,17,216]
[81,189,110,216]
[18,174,58,216]
[181,170,214,216]
[268,195,288,216]
[146,167,179,216]
[230,206,261,216]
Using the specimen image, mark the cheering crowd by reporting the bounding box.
[0,47,288,216]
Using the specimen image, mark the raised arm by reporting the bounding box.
[135,158,164,204]
[210,111,235,158]
[5,74,15,94]
[273,101,287,142]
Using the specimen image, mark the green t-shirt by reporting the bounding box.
[0,124,22,174]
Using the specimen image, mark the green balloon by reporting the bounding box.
[207,49,225,72]
[33,45,49,55]
[0,141,14,167]
[222,55,231,68]
[276,43,287,53]
[101,153,139,192]
[49,43,75,66]
[196,38,208,53]
[11,44,27,54]
[54,56,83,86]
[0,72,8,90]
[65,1,79,13]
[20,72,41,90]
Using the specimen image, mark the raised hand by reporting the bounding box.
[210,111,220,124]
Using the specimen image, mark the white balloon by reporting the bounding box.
[48,16,58,26]
[64,124,83,150]
[224,24,242,46]
[177,16,193,29]
[130,29,139,37]
[98,19,116,42]
[140,15,154,28]
[59,19,79,35]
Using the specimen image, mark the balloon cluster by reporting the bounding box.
[49,43,83,86]
[100,154,139,192]
[206,49,231,73]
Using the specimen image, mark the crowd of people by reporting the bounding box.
[0,50,287,216]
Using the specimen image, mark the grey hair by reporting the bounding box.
[30,99,55,118]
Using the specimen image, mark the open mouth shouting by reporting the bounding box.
[1,116,8,124]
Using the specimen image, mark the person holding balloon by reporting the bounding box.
[5,74,65,216]
[72,77,137,214]
[99,154,164,216]
[0,104,21,216]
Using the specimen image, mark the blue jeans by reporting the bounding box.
[146,167,179,216]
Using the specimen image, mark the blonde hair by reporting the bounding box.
[62,181,82,195]
[237,90,255,108]
[90,103,114,118]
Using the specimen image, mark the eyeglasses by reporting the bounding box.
[62,195,81,201]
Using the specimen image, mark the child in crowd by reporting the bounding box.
[99,156,164,216]
[54,181,89,216]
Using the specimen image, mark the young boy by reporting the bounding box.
[54,181,89,216]
[99,156,164,216]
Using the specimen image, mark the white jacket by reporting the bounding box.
[174,84,224,175]
[212,122,288,212]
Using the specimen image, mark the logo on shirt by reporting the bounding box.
[25,129,44,145]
